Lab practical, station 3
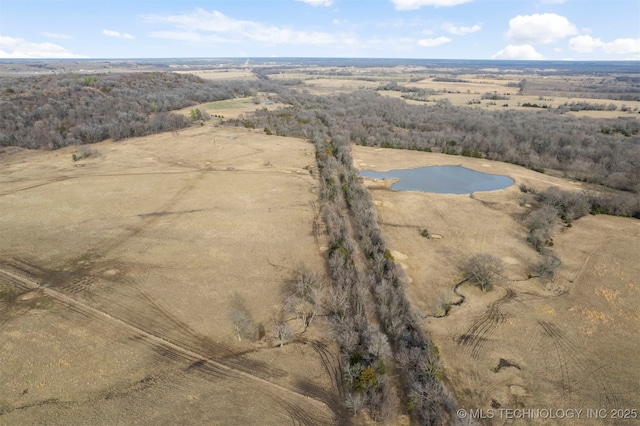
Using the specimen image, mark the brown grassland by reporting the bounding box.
[353,146,640,425]
[0,124,343,425]
[0,63,639,425]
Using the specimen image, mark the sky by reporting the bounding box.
[1,0,639,60]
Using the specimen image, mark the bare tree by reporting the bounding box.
[526,205,558,251]
[228,293,255,342]
[285,270,321,329]
[461,253,504,291]
[272,318,292,348]
[533,252,562,282]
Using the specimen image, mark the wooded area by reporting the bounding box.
[0,72,270,149]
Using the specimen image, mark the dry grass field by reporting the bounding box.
[0,124,344,425]
[299,78,378,95]
[267,66,639,119]
[399,77,639,119]
[177,97,283,119]
[177,69,257,81]
[353,146,640,425]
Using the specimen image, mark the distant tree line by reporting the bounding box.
[235,89,640,194]
[0,72,273,149]
[557,101,621,112]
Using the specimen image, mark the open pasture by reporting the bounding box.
[353,145,640,424]
[0,124,342,425]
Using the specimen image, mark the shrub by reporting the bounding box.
[526,205,558,251]
[462,253,504,291]
[228,293,255,341]
[72,145,101,161]
[189,108,203,121]
[533,253,562,282]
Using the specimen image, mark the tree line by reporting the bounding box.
[235,89,639,195]
[309,129,458,424]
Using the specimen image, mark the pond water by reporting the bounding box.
[360,165,514,194]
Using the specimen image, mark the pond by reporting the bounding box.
[359,165,514,194]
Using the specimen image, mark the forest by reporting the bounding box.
[0,72,270,149]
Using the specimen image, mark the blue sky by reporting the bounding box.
[1,0,639,60]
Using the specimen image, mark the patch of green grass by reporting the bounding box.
[27,296,53,310]
[204,97,255,110]
[0,289,16,302]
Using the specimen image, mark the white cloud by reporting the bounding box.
[417,36,452,47]
[148,31,228,44]
[391,0,473,10]
[102,29,135,40]
[443,23,481,35]
[492,44,544,60]
[568,35,602,53]
[507,13,577,45]
[0,36,86,58]
[41,32,73,40]
[294,0,333,6]
[540,0,565,3]
[569,35,640,55]
[144,9,337,45]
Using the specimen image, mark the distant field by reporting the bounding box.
[392,89,639,119]
[204,98,256,110]
[266,67,640,118]
[176,96,283,119]
[177,69,257,81]
[294,77,378,95]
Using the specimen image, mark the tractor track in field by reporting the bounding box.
[0,263,341,424]
[506,287,620,409]
[536,318,620,408]
[0,176,73,197]
[294,337,347,417]
[456,288,515,358]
